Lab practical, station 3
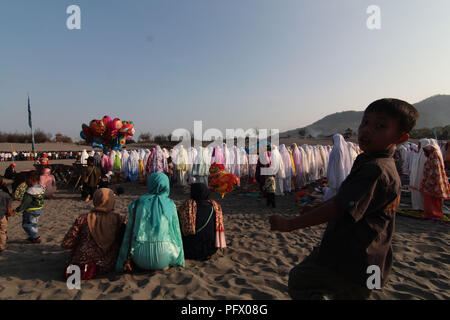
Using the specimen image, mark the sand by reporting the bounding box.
[0,162,449,300]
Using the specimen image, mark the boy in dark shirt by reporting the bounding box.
[270,99,419,299]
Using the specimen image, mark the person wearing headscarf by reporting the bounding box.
[211,145,225,166]
[192,147,211,186]
[145,147,156,174]
[101,152,110,173]
[115,173,184,272]
[178,183,226,260]
[409,138,432,210]
[80,150,89,165]
[238,147,249,188]
[127,151,140,182]
[120,150,130,179]
[93,152,103,169]
[39,168,56,199]
[279,144,294,193]
[420,145,450,219]
[397,143,409,176]
[324,134,352,201]
[150,146,168,174]
[255,148,272,192]
[290,144,303,189]
[187,147,198,184]
[61,188,127,278]
[270,146,285,196]
[175,145,189,186]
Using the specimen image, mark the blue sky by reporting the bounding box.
[1,0,449,140]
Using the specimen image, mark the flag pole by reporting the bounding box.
[28,93,36,162]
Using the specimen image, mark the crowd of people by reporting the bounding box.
[1,98,449,300]
[75,141,361,194]
[0,151,79,162]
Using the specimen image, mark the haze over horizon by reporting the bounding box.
[1,0,450,140]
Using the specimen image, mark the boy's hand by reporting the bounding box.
[269,215,291,232]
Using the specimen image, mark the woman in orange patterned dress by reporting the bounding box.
[420,145,450,219]
[62,188,127,278]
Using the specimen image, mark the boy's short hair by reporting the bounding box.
[365,98,419,134]
[26,171,40,183]
[87,156,95,164]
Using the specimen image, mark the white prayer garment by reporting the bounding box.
[324,134,352,201]
[121,150,130,178]
[279,144,294,193]
[80,150,89,165]
[409,138,432,210]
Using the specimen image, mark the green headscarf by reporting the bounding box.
[115,173,184,271]
[113,151,122,171]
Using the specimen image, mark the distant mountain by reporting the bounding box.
[281,94,450,138]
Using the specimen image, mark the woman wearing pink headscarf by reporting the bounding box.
[39,168,56,199]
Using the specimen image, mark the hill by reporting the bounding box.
[281,94,450,138]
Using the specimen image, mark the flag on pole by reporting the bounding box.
[28,95,32,128]
[27,94,35,155]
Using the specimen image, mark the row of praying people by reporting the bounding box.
[77,136,363,198]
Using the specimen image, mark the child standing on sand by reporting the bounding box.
[270,99,418,299]
[263,175,276,208]
[14,171,45,244]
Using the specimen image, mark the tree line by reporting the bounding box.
[0,131,73,143]
[409,125,450,140]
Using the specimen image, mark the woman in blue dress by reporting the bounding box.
[116,172,184,272]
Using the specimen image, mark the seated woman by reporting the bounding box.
[115,172,184,272]
[178,183,227,260]
[39,168,56,199]
[61,188,127,279]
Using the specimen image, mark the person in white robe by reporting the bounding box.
[121,150,130,179]
[324,134,352,201]
[270,146,285,196]
[279,144,294,193]
[409,138,432,210]
[175,145,189,186]
[80,150,89,165]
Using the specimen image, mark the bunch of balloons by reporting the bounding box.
[80,115,135,150]
[208,163,240,198]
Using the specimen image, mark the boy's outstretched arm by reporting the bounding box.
[269,199,345,232]
[14,193,32,213]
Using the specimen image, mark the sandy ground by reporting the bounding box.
[0,163,449,300]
